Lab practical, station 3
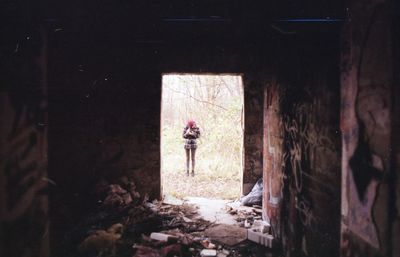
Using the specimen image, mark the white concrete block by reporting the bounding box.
[201,249,217,256]
[150,232,177,242]
[252,220,271,233]
[247,229,275,248]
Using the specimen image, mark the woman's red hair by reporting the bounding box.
[187,119,195,128]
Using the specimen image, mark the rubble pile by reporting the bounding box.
[64,177,280,257]
[225,202,263,225]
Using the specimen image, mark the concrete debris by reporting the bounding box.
[252,220,271,234]
[201,239,216,249]
[200,249,217,256]
[222,249,230,255]
[70,179,279,257]
[246,220,275,248]
[247,229,276,248]
[150,232,178,242]
[225,200,263,224]
[95,177,141,210]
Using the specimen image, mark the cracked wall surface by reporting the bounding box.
[340,0,399,256]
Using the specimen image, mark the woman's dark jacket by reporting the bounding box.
[182,126,200,149]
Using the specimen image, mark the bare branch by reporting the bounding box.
[165,85,228,111]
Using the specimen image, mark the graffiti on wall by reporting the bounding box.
[282,95,337,231]
[341,3,390,250]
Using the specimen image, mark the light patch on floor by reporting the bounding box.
[184,197,238,225]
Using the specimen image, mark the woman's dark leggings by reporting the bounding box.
[185,148,196,175]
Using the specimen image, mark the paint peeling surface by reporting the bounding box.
[340,1,395,256]
[263,81,284,239]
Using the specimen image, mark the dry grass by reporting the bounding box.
[162,168,241,200]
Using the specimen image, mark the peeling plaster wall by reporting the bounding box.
[0,25,49,257]
[340,0,398,256]
[263,79,284,238]
[263,35,342,257]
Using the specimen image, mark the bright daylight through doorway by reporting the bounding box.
[161,74,244,200]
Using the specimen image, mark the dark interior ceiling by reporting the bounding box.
[2,0,344,45]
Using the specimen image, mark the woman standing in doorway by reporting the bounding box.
[183,119,201,176]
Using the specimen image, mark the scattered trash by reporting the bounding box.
[78,223,123,255]
[240,178,263,206]
[66,176,278,257]
[225,200,264,224]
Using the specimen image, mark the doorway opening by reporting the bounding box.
[161,74,244,200]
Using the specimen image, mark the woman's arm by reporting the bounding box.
[193,127,200,138]
[182,127,189,138]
